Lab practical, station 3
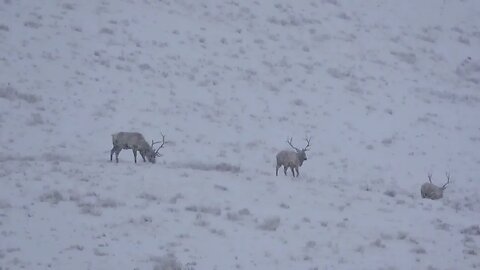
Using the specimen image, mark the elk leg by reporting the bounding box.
[110,146,116,161]
[140,150,146,162]
[295,167,299,177]
[115,149,121,163]
[276,165,280,176]
[132,148,137,163]
[284,166,288,176]
[290,167,295,177]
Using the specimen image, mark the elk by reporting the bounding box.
[276,137,311,177]
[110,132,165,164]
[421,172,450,200]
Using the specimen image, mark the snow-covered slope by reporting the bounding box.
[1,0,479,269]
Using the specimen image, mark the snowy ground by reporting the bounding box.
[1,0,480,269]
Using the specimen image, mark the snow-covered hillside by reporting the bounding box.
[1,0,479,269]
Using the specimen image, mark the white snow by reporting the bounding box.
[0,0,479,269]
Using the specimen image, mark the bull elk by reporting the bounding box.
[420,172,450,200]
[276,137,311,177]
[110,132,165,163]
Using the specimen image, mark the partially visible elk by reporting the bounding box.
[110,132,165,163]
[276,137,311,177]
[420,172,451,200]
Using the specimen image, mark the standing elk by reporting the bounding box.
[110,132,165,164]
[420,172,450,200]
[276,137,311,177]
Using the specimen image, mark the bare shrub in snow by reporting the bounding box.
[463,249,477,256]
[458,36,470,45]
[24,21,42,29]
[411,247,427,254]
[214,163,240,173]
[137,192,158,202]
[461,225,480,236]
[96,198,119,208]
[381,137,394,146]
[432,218,451,231]
[336,219,348,228]
[0,86,17,101]
[210,228,225,237]
[99,27,114,35]
[258,216,281,231]
[66,244,84,251]
[214,184,228,191]
[226,212,240,221]
[0,24,9,31]
[151,254,194,270]
[354,245,365,254]
[39,190,64,204]
[61,3,75,10]
[185,205,221,216]
[110,132,165,163]
[337,12,351,20]
[397,231,408,240]
[456,57,480,84]
[292,99,306,106]
[279,202,290,209]
[78,202,102,216]
[408,237,419,245]
[428,90,480,105]
[94,248,108,256]
[276,137,311,177]
[75,194,120,216]
[42,153,72,162]
[384,189,396,197]
[421,173,450,200]
[26,113,44,126]
[227,208,251,222]
[139,63,154,72]
[326,67,350,79]
[391,51,417,65]
[0,85,40,103]
[305,240,316,249]
[371,238,386,248]
[194,214,209,227]
[129,215,153,225]
[176,161,240,173]
[169,193,184,204]
[323,0,339,6]
[238,208,251,216]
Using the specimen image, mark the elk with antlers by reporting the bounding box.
[276,137,311,177]
[110,132,165,164]
[420,172,451,200]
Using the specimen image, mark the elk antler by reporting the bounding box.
[287,137,300,152]
[303,137,312,151]
[442,172,450,189]
[427,173,432,183]
[152,134,165,156]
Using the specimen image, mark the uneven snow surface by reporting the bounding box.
[1,0,480,269]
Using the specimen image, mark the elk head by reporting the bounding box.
[146,134,165,163]
[287,137,311,165]
[428,172,450,190]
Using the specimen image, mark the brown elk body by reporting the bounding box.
[421,173,450,200]
[276,137,311,177]
[110,132,164,163]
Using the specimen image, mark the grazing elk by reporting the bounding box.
[421,172,451,200]
[276,137,311,177]
[110,132,165,164]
